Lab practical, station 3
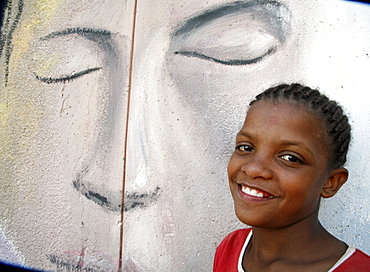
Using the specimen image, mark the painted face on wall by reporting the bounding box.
[1,0,370,271]
[0,0,131,270]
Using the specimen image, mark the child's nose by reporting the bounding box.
[240,155,274,180]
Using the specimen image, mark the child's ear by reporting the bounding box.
[321,168,349,198]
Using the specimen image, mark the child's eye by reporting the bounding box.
[235,144,253,153]
[280,154,303,164]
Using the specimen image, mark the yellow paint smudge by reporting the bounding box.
[9,0,61,73]
[2,0,61,143]
[0,0,62,185]
[35,52,58,77]
[0,103,11,125]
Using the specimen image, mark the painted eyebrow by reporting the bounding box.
[39,27,112,41]
[172,0,284,38]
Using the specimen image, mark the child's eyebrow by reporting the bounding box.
[236,131,253,139]
[279,140,314,156]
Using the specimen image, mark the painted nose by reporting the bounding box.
[240,156,274,180]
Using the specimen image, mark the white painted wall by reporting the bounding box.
[0,0,369,271]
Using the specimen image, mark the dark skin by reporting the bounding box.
[228,101,349,272]
[243,212,347,271]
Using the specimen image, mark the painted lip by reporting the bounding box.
[236,182,278,201]
[47,251,118,272]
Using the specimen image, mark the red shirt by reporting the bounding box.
[214,228,370,272]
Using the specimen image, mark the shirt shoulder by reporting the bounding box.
[217,228,251,249]
[334,249,370,272]
[213,228,251,272]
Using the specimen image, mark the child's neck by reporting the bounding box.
[245,212,347,272]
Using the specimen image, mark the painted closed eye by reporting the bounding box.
[32,28,112,84]
[171,1,291,66]
[34,67,102,84]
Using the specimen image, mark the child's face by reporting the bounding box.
[228,101,330,228]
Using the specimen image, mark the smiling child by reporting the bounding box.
[214,83,370,272]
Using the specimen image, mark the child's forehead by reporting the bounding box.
[247,99,313,116]
[244,100,327,137]
[246,101,313,124]
[242,101,330,155]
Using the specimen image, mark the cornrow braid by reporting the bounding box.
[249,83,351,169]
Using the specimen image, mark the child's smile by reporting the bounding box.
[240,184,275,199]
[228,101,331,229]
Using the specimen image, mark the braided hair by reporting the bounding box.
[249,83,351,170]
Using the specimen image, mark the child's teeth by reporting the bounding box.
[242,185,267,198]
[250,189,258,196]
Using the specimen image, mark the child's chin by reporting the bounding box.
[234,210,279,229]
[234,209,260,227]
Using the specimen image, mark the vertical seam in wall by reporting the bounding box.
[119,0,139,270]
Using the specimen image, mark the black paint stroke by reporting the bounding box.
[0,0,9,31]
[0,0,11,71]
[0,0,24,86]
[34,67,102,84]
[39,27,112,41]
[47,253,116,272]
[72,167,161,212]
[47,254,85,272]
[124,186,161,212]
[175,46,277,66]
[72,168,122,212]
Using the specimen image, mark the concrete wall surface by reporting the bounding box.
[0,0,369,271]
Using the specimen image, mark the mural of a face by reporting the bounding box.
[1,0,370,271]
[124,0,370,271]
[0,0,132,270]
